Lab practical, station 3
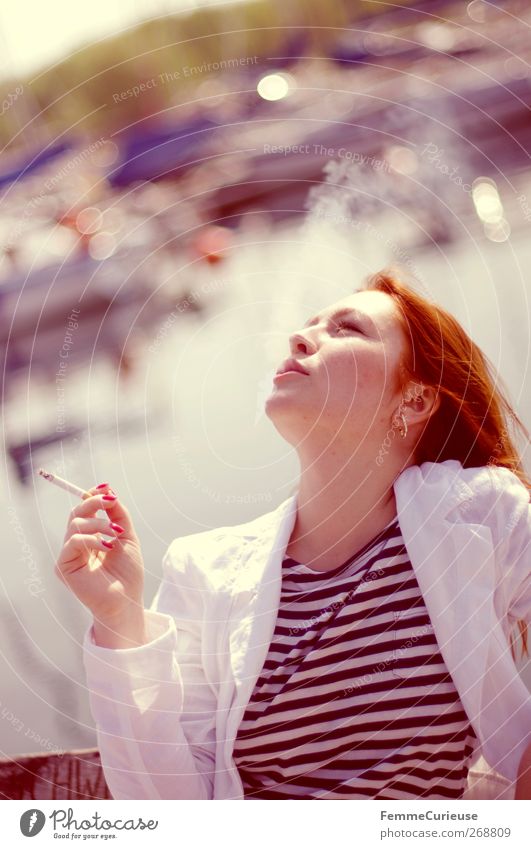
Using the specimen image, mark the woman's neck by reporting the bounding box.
[287,454,406,572]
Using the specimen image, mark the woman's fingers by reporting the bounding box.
[66,516,125,540]
[55,484,145,627]
[95,495,136,538]
[67,490,135,538]
[80,482,115,501]
[56,533,117,577]
[68,493,114,520]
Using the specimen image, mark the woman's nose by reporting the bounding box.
[289,331,314,354]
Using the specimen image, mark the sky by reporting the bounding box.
[0,0,246,81]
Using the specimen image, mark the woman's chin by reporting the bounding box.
[264,393,313,435]
[264,388,296,413]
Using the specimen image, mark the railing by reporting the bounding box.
[0,748,112,800]
[0,749,514,799]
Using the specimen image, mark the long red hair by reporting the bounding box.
[364,268,530,661]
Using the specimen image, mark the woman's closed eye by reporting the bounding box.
[334,321,363,334]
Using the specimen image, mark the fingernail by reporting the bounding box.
[96,483,109,489]
[102,540,114,549]
[110,523,124,534]
[102,494,117,501]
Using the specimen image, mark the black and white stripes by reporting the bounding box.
[233,518,477,799]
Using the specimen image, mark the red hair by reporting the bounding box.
[365,268,530,661]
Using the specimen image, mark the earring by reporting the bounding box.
[398,412,408,439]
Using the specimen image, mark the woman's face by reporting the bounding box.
[265,289,411,450]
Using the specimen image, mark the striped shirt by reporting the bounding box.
[232,517,478,799]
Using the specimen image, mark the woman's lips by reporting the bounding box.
[275,357,309,376]
[273,370,307,381]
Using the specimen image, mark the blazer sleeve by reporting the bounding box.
[82,538,218,800]
[506,499,531,625]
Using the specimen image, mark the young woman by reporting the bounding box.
[55,269,531,800]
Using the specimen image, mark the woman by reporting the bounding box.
[55,268,531,799]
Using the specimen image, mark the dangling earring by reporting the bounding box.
[398,411,408,439]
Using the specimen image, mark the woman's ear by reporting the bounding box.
[401,384,441,428]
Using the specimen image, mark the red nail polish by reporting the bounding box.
[102,540,114,549]
[96,483,109,489]
[110,523,124,534]
[102,494,117,501]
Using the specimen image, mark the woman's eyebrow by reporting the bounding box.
[302,307,374,329]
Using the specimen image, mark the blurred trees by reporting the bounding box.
[0,0,412,151]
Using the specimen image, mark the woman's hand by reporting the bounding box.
[54,483,147,648]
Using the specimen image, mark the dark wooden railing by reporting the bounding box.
[0,749,515,799]
[0,748,112,800]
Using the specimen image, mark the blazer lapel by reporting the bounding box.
[394,463,494,727]
[224,493,298,755]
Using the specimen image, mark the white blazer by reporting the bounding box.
[82,459,531,800]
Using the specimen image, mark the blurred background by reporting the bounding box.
[0,0,530,763]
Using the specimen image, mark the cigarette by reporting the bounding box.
[37,468,92,500]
